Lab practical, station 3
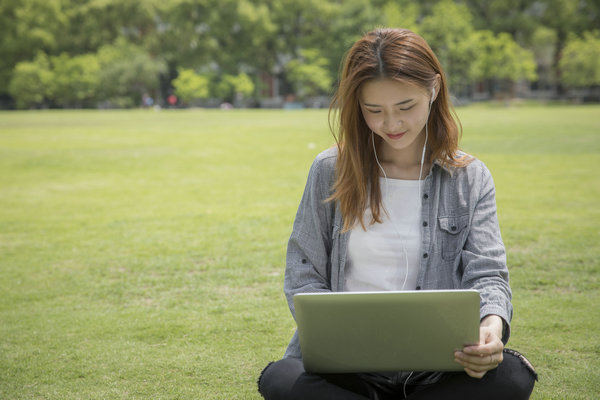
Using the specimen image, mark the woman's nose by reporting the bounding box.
[383,115,402,132]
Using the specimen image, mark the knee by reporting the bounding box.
[257,361,276,399]
[258,358,305,400]
[497,350,537,399]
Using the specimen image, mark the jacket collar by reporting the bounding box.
[432,151,472,177]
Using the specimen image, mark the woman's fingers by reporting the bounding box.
[454,349,504,379]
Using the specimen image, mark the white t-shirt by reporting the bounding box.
[345,177,422,292]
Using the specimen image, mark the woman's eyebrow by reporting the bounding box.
[362,99,414,107]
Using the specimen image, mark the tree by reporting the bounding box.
[420,0,476,96]
[381,0,419,33]
[314,0,382,85]
[97,39,167,107]
[0,0,66,96]
[59,0,162,53]
[285,49,332,98]
[214,73,255,103]
[469,31,538,97]
[559,31,600,87]
[266,0,379,96]
[3,0,599,108]
[530,26,558,90]
[172,68,210,104]
[539,0,600,94]
[8,52,53,109]
[219,0,277,73]
[464,0,540,44]
[48,53,100,108]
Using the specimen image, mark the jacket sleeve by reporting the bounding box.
[284,152,337,320]
[461,162,513,343]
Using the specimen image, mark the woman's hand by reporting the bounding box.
[454,315,505,379]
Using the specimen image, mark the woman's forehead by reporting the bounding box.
[359,78,425,103]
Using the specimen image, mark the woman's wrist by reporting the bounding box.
[480,314,504,339]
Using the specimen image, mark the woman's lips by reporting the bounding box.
[386,131,407,139]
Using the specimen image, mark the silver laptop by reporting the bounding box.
[293,290,480,373]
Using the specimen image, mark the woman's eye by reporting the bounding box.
[400,105,415,111]
[366,109,381,114]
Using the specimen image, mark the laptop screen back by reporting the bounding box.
[293,290,480,373]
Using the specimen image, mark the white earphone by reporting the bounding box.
[417,87,434,207]
[369,85,436,290]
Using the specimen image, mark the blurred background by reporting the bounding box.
[1,0,599,110]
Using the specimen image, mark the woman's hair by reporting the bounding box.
[328,27,469,232]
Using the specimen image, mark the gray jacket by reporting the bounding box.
[283,147,512,359]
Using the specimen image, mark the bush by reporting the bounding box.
[214,73,255,103]
[172,69,210,105]
[8,52,53,109]
[560,31,600,87]
[96,39,167,107]
[49,53,101,108]
[285,49,332,98]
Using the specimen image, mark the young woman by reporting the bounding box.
[258,28,537,399]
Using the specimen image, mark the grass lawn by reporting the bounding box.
[0,105,598,399]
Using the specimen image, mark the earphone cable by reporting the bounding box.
[369,94,433,292]
[371,132,410,291]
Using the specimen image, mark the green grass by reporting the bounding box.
[0,105,598,399]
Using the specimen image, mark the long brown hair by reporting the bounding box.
[328,28,469,232]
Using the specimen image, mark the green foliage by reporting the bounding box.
[312,0,381,87]
[96,39,167,107]
[159,0,277,74]
[382,0,419,32]
[285,49,333,98]
[221,0,277,72]
[420,0,475,91]
[470,31,538,82]
[530,26,557,83]
[172,68,210,104]
[48,53,101,108]
[229,73,255,99]
[0,0,66,93]
[2,0,599,106]
[214,73,255,102]
[60,0,162,52]
[559,31,600,87]
[8,52,53,109]
[464,0,540,43]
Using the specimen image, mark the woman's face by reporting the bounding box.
[359,78,433,159]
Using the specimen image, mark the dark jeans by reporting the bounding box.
[258,348,537,400]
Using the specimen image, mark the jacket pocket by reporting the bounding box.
[438,215,470,261]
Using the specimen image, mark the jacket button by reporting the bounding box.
[423,253,428,258]
[451,226,457,231]
[301,259,307,264]
[423,193,429,199]
[422,221,428,227]
[416,286,421,290]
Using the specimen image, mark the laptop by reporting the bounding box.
[293,289,480,373]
